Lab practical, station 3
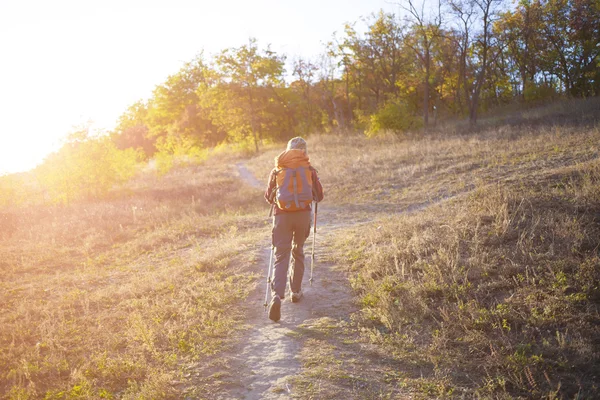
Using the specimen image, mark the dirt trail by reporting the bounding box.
[221,163,476,399]
[236,163,263,190]
[207,164,357,399]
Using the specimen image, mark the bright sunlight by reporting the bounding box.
[1,0,599,397]
[0,0,396,174]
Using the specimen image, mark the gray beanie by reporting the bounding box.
[286,137,307,152]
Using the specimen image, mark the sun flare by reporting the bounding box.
[0,0,396,174]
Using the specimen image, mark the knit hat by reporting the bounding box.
[286,137,307,152]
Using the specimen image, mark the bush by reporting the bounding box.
[36,132,141,204]
[366,100,422,137]
[0,174,22,207]
[154,134,208,175]
[523,81,558,102]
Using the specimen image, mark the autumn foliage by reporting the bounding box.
[1,0,598,206]
[111,0,599,157]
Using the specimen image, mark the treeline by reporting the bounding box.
[2,0,599,206]
[111,0,600,157]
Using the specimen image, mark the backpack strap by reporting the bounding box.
[268,169,280,203]
[291,169,300,208]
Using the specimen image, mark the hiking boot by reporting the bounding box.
[291,291,303,303]
[268,295,281,322]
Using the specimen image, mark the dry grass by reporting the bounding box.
[0,153,269,399]
[3,98,600,399]
[245,101,600,398]
[288,317,412,400]
[316,117,600,397]
[432,96,600,135]
[247,123,600,215]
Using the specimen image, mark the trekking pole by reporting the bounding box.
[264,244,275,312]
[264,203,276,311]
[309,202,318,285]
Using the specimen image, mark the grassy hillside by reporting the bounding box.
[1,97,599,399]
[281,99,600,399]
[326,162,600,398]
[0,154,268,399]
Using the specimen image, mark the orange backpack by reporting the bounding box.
[274,150,313,211]
[275,167,313,211]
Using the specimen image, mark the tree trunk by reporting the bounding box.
[424,51,430,127]
[248,85,259,153]
[469,96,479,126]
[306,84,312,134]
[345,64,352,127]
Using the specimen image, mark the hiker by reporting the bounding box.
[265,137,324,322]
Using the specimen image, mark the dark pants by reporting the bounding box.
[271,210,311,299]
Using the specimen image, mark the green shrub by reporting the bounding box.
[154,134,208,175]
[36,132,141,204]
[523,82,558,102]
[366,100,422,137]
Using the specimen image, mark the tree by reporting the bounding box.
[449,0,505,126]
[399,0,443,127]
[144,53,228,150]
[314,50,344,130]
[496,1,547,100]
[540,0,600,97]
[111,101,155,156]
[200,39,286,152]
[292,57,320,134]
[37,126,140,204]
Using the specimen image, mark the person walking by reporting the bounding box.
[264,137,324,322]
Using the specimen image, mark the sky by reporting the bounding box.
[0,0,400,174]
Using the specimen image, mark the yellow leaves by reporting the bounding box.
[395,78,419,96]
[154,135,207,175]
[366,100,423,137]
[35,136,141,204]
[0,174,24,207]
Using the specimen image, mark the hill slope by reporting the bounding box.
[1,98,599,399]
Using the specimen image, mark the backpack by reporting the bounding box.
[274,166,313,211]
